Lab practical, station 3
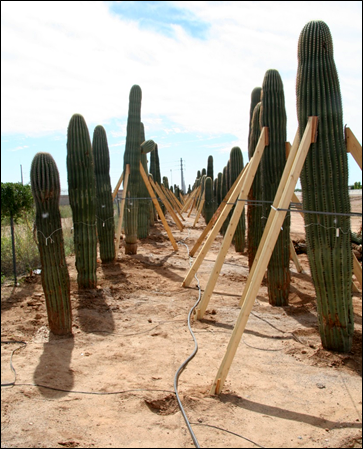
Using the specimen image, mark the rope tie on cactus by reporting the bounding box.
[36,228,63,245]
[95,215,114,227]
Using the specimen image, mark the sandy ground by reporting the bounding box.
[1,192,362,448]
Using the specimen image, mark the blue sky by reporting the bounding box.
[1,1,362,194]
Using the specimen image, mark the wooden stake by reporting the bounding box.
[139,162,178,251]
[290,239,303,273]
[114,165,129,255]
[189,168,246,257]
[345,127,362,169]
[187,185,201,217]
[150,179,184,231]
[210,117,318,395]
[353,251,362,288]
[162,185,185,221]
[193,193,205,227]
[182,127,269,288]
[112,171,124,201]
[196,129,270,320]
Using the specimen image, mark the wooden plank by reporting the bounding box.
[353,251,362,288]
[181,188,197,213]
[182,127,269,288]
[195,130,269,319]
[112,171,124,201]
[139,162,178,251]
[114,166,129,255]
[345,127,362,170]
[193,194,205,228]
[210,117,317,395]
[162,185,185,221]
[150,179,184,231]
[189,167,246,257]
[188,185,201,217]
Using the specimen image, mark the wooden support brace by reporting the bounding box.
[193,193,205,228]
[188,185,201,217]
[114,166,129,255]
[182,127,269,289]
[353,252,362,289]
[162,185,185,221]
[345,126,362,170]
[139,162,178,251]
[209,117,318,396]
[290,239,303,273]
[189,167,247,257]
[150,179,184,231]
[112,171,124,201]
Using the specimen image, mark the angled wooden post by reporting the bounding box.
[210,117,318,395]
[139,162,178,251]
[345,126,362,169]
[112,171,124,201]
[188,185,201,217]
[290,240,303,273]
[114,165,129,255]
[193,192,205,227]
[196,129,271,320]
[150,179,184,231]
[189,167,246,257]
[182,127,269,288]
[162,185,185,221]
[181,188,197,213]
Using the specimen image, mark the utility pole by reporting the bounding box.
[20,165,23,184]
[180,158,186,193]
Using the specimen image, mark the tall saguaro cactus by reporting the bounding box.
[31,152,72,335]
[247,102,263,269]
[296,20,353,352]
[260,69,290,306]
[229,146,245,252]
[123,85,142,254]
[92,125,115,263]
[67,113,97,289]
[138,122,150,239]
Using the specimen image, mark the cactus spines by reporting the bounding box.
[229,146,245,252]
[92,125,115,263]
[204,176,214,224]
[260,69,290,306]
[31,152,72,336]
[123,85,142,254]
[67,113,97,289]
[248,87,262,150]
[296,20,353,352]
[247,102,263,269]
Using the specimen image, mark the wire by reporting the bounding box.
[190,422,265,448]
[173,231,202,448]
[1,340,27,387]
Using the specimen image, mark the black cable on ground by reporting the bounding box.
[1,340,27,387]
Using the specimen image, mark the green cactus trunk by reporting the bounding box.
[31,152,72,336]
[138,122,150,239]
[123,85,142,254]
[260,69,290,306]
[207,155,214,180]
[204,176,214,224]
[229,146,245,253]
[247,101,263,269]
[248,87,262,150]
[67,113,97,289]
[92,125,115,263]
[296,20,353,352]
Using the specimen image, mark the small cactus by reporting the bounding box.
[31,152,72,335]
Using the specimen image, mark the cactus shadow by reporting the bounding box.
[1,277,38,312]
[33,333,74,398]
[75,288,116,334]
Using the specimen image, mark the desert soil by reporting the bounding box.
[1,192,362,449]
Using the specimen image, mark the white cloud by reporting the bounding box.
[1,0,361,150]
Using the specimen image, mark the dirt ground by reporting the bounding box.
[1,192,362,449]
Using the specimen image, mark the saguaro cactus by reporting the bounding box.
[31,152,72,335]
[67,113,97,289]
[229,146,245,252]
[260,69,290,306]
[296,20,353,352]
[123,85,142,254]
[204,176,214,224]
[92,125,115,263]
[207,155,214,180]
[247,101,263,269]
